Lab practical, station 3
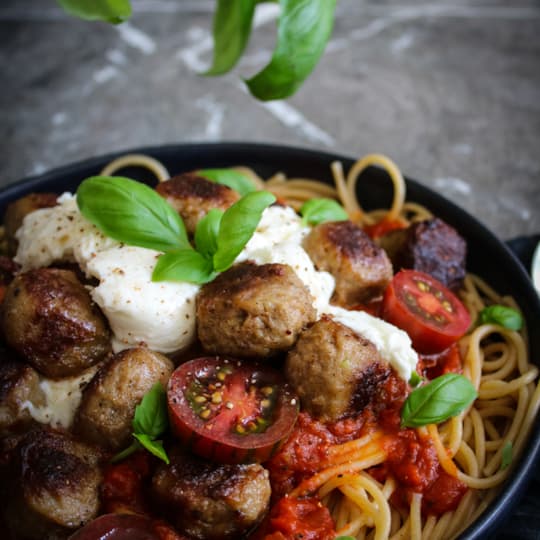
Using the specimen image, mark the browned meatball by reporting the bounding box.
[303,220,393,307]
[0,360,44,435]
[2,428,103,540]
[74,347,174,450]
[156,172,240,235]
[196,262,316,359]
[1,268,111,379]
[152,448,270,540]
[3,192,58,255]
[378,217,467,291]
[285,316,391,422]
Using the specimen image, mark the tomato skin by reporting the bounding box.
[381,270,471,354]
[167,357,299,464]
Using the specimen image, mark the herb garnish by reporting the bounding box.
[113,382,170,464]
[76,176,275,284]
[198,168,257,196]
[478,305,523,331]
[300,197,348,226]
[401,373,477,428]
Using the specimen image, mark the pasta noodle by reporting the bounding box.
[87,152,540,538]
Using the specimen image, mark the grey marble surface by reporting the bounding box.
[1,0,539,242]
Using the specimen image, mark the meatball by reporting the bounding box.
[196,262,316,358]
[285,316,391,422]
[3,192,58,255]
[74,347,174,450]
[2,428,103,540]
[152,448,270,540]
[0,360,44,435]
[378,217,466,291]
[1,268,111,379]
[156,172,240,235]
[303,220,393,307]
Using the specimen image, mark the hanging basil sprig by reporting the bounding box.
[401,373,477,428]
[56,0,131,23]
[76,176,275,284]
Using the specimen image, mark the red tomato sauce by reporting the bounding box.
[418,343,463,380]
[264,367,468,533]
[364,218,408,239]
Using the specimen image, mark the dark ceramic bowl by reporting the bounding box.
[1,143,539,540]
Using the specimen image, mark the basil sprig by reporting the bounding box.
[198,168,257,196]
[76,176,275,284]
[401,373,477,428]
[77,176,190,253]
[501,441,513,470]
[204,0,258,76]
[113,382,170,464]
[478,305,523,331]
[246,0,337,100]
[300,197,348,226]
[56,0,131,23]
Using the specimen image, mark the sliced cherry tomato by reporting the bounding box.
[167,356,299,464]
[381,270,471,354]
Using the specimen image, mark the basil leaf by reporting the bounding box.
[409,370,423,388]
[152,249,216,284]
[133,434,170,464]
[213,191,276,272]
[335,537,356,540]
[77,176,189,253]
[195,209,223,258]
[246,0,336,100]
[56,0,131,24]
[401,373,477,428]
[478,305,523,331]
[132,382,168,439]
[501,441,513,470]
[300,198,348,226]
[204,0,257,75]
[198,168,257,196]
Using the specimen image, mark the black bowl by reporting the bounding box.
[2,142,539,540]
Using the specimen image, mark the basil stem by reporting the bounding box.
[501,441,513,470]
[77,176,190,253]
[478,305,523,331]
[401,373,477,428]
[300,197,348,226]
[56,0,131,23]
[246,0,337,100]
[204,0,258,76]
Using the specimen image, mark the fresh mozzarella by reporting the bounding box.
[87,245,199,353]
[21,366,98,429]
[327,305,418,382]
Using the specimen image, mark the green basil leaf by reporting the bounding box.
[77,176,189,253]
[152,249,216,284]
[195,209,223,258]
[198,168,257,196]
[478,305,523,331]
[56,0,131,24]
[501,441,513,470]
[246,0,336,100]
[132,382,168,439]
[401,373,477,428]
[408,370,423,388]
[300,198,348,226]
[133,434,170,464]
[204,0,258,75]
[335,537,356,540]
[213,191,276,272]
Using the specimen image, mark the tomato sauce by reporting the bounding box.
[418,343,463,380]
[264,368,468,536]
[364,218,408,239]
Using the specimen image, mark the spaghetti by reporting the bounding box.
[94,152,539,538]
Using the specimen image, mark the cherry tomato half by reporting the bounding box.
[167,356,300,464]
[381,270,471,354]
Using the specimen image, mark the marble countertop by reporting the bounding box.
[1,0,539,243]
